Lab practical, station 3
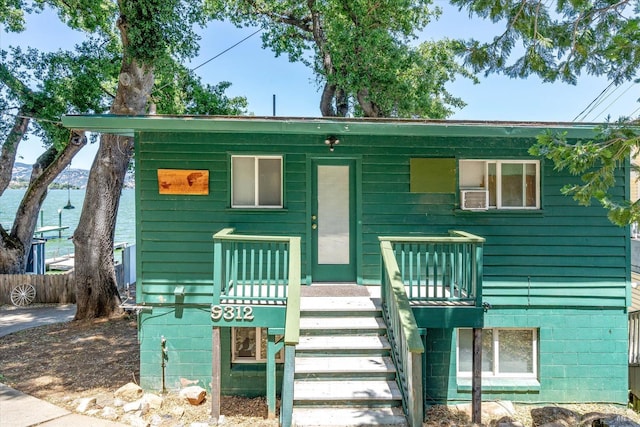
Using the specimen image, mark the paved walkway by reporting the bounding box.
[0,383,127,427]
[0,304,76,338]
[0,305,126,426]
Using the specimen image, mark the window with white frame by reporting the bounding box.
[231,156,283,208]
[459,160,540,210]
[457,328,537,378]
[232,327,284,363]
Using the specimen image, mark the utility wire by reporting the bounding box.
[573,81,617,122]
[580,84,621,120]
[628,103,640,119]
[152,28,262,96]
[585,82,638,121]
[191,28,262,73]
[3,111,63,125]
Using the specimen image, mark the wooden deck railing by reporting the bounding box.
[380,231,484,307]
[380,239,425,427]
[213,228,294,305]
[212,228,300,427]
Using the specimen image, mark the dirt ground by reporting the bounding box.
[1,311,639,427]
[0,313,277,426]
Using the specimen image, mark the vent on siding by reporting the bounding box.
[461,190,489,210]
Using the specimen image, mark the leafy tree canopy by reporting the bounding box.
[451,0,640,85]
[0,40,118,149]
[451,0,640,225]
[207,0,477,118]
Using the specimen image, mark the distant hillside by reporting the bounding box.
[9,162,134,189]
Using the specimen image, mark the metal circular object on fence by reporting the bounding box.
[10,284,36,307]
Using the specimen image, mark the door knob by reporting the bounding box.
[311,215,317,220]
[312,224,317,230]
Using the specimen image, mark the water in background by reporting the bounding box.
[0,189,136,260]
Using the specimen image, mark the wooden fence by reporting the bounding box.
[0,264,124,305]
[0,271,75,305]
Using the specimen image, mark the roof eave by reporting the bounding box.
[61,114,602,139]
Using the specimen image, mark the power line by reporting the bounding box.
[573,81,617,122]
[585,82,638,121]
[2,111,63,126]
[191,28,262,73]
[628,103,640,119]
[152,28,262,97]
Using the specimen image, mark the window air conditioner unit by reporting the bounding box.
[461,189,489,210]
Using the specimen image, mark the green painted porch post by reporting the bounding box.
[213,239,222,306]
[474,242,483,308]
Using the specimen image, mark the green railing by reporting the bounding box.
[380,239,424,427]
[213,228,294,305]
[380,231,484,307]
[212,228,300,427]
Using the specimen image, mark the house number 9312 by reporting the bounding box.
[211,305,254,321]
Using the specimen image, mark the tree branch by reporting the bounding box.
[0,107,30,195]
[11,131,87,246]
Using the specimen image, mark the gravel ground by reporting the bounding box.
[0,313,277,426]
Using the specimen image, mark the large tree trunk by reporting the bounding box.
[0,132,86,273]
[72,133,132,318]
[73,54,154,319]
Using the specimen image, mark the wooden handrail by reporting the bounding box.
[213,227,293,242]
[212,228,301,427]
[378,230,485,244]
[379,231,484,306]
[380,239,424,427]
[380,240,425,352]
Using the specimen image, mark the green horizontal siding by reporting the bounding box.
[135,130,629,309]
[425,308,628,405]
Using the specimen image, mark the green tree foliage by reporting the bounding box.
[0,2,247,288]
[531,121,640,225]
[0,42,113,272]
[451,0,640,85]
[208,0,476,118]
[152,65,248,115]
[451,0,640,224]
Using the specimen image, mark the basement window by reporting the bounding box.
[232,327,284,363]
[457,328,538,379]
[231,156,283,208]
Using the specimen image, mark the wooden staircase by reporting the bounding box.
[291,288,408,427]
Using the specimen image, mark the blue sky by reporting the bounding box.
[2,4,639,169]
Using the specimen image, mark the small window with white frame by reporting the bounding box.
[231,155,283,208]
[457,328,538,379]
[459,160,540,210]
[232,327,284,363]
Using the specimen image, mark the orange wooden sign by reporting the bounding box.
[157,169,209,195]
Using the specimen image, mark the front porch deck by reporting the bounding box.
[222,282,477,307]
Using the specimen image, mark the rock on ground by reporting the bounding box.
[115,382,144,401]
[179,386,207,405]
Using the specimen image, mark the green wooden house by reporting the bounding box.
[63,115,630,426]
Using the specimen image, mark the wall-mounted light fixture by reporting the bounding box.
[325,136,339,152]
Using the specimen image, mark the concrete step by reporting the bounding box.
[296,335,391,355]
[295,356,396,379]
[300,296,382,316]
[299,316,387,335]
[294,379,402,405]
[291,407,407,427]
